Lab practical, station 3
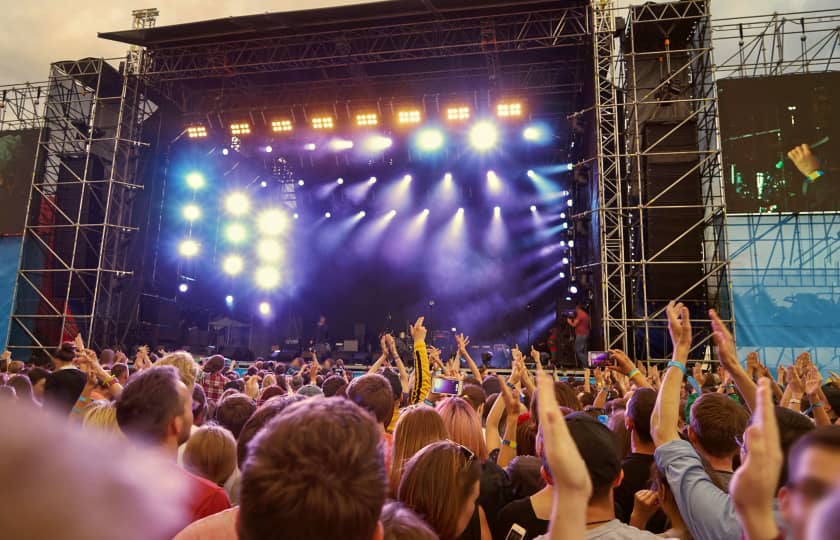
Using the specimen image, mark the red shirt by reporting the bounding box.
[574,310,591,336]
[201,371,227,402]
[179,467,231,524]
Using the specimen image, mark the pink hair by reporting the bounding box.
[436,397,488,461]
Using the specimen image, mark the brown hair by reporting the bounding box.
[689,392,750,458]
[530,381,583,428]
[787,426,840,484]
[236,394,306,468]
[626,388,657,443]
[516,419,538,457]
[437,397,488,461]
[389,405,449,496]
[184,424,237,485]
[215,394,256,439]
[115,366,185,443]
[460,384,486,413]
[347,373,394,428]
[53,342,77,363]
[238,398,386,540]
[380,500,439,540]
[398,440,481,540]
[257,385,284,404]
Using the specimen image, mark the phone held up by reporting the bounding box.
[431,376,461,396]
[588,351,615,368]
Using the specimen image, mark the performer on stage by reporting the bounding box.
[313,315,331,358]
[566,305,590,367]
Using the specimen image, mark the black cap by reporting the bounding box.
[564,412,622,490]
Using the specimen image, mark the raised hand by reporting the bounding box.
[630,490,661,529]
[787,143,821,177]
[530,345,541,365]
[692,363,707,386]
[804,366,823,396]
[710,309,739,372]
[455,333,470,351]
[497,375,521,416]
[608,349,635,376]
[511,345,524,365]
[410,317,427,343]
[787,366,805,395]
[666,301,692,351]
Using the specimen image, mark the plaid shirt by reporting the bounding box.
[201,371,227,402]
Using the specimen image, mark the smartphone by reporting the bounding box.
[588,351,614,368]
[432,376,462,396]
[504,524,526,540]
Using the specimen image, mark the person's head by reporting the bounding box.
[82,402,123,437]
[380,501,438,540]
[625,387,657,445]
[183,424,237,486]
[192,383,208,425]
[297,383,324,398]
[437,397,488,461]
[8,360,24,374]
[347,374,394,430]
[215,394,256,439]
[154,351,199,391]
[807,485,840,540]
[110,363,129,385]
[779,426,840,540]
[398,440,481,540]
[115,366,193,450]
[609,410,632,459]
[531,381,582,427]
[481,375,501,397]
[823,386,840,422]
[8,374,34,404]
[0,386,16,401]
[379,369,402,403]
[99,349,115,367]
[459,384,486,416]
[318,315,327,325]
[322,375,347,397]
[516,419,538,457]
[238,398,386,540]
[203,355,225,374]
[775,406,817,488]
[236,394,305,468]
[557,412,622,504]
[389,405,449,495]
[52,342,77,365]
[688,392,750,460]
[258,385,284,403]
[26,366,49,400]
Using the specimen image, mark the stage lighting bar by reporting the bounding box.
[497,102,523,118]
[271,119,293,133]
[397,110,422,125]
[355,113,378,127]
[186,125,207,138]
[230,122,251,136]
[311,116,335,130]
[446,106,470,122]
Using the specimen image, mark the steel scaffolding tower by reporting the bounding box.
[587,0,732,360]
[6,58,155,356]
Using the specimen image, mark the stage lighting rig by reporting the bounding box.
[186,124,207,138]
[222,255,244,275]
[397,109,422,125]
[179,239,199,257]
[230,122,251,136]
[496,102,523,118]
[311,116,335,130]
[355,113,378,127]
[446,106,470,121]
[469,121,499,151]
[271,119,293,133]
[182,204,201,221]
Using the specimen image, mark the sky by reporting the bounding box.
[0,0,835,84]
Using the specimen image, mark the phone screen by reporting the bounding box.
[504,525,526,540]
[432,377,461,395]
[588,351,614,368]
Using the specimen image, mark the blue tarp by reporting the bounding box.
[0,236,21,348]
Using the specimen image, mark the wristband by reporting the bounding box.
[806,169,825,182]
[501,439,518,449]
[687,375,703,395]
[77,396,89,403]
[506,381,516,390]
[789,399,801,404]
[811,401,824,408]
[423,399,435,408]
[667,361,686,375]
[627,368,641,379]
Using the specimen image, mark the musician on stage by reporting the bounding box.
[566,305,590,367]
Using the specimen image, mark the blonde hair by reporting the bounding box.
[389,405,448,496]
[437,397,488,461]
[262,374,277,388]
[183,424,237,485]
[82,402,123,438]
[155,351,199,389]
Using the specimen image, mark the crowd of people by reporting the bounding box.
[1,305,839,540]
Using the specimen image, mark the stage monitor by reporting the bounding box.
[718,72,840,213]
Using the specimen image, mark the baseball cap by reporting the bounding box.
[297,384,324,398]
[564,412,621,489]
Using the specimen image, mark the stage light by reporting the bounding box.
[293,213,300,220]
[337,178,344,185]
[187,124,207,138]
[329,139,354,151]
[368,176,377,184]
[444,173,453,182]
[182,204,201,221]
[570,285,579,294]
[304,143,317,151]
[388,210,397,217]
[224,223,247,244]
[256,209,289,235]
[359,211,367,218]
[224,192,250,216]
[568,240,575,248]
[446,106,470,121]
[566,163,575,171]
[416,128,444,151]
[325,212,332,218]
[178,283,189,293]
[363,135,393,152]
[355,113,378,127]
[562,257,569,264]
[179,239,199,257]
[523,126,542,141]
[397,109,421,125]
[493,206,501,216]
[530,205,537,212]
[221,147,230,156]
[496,102,523,118]
[560,241,566,247]
[457,207,464,215]
[265,145,273,153]
[271,119,293,133]
[469,121,499,151]
[260,181,268,188]
[559,272,566,279]
[486,170,502,194]
[258,301,271,315]
[255,267,281,289]
[451,327,457,333]
[422,208,430,216]
[222,254,244,275]
[257,239,283,262]
[298,179,305,186]
[562,223,569,230]
[311,116,334,130]
[230,122,251,136]
[403,174,412,183]
[186,172,205,190]
[225,295,234,305]
[527,169,536,178]
[567,199,573,207]
[560,212,566,219]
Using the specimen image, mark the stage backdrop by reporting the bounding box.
[728,213,840,375]
[0,237,22,348]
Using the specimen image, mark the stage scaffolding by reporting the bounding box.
[587,0,731,360]
[6,58,156,356]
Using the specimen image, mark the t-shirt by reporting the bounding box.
[479,460,514,532]
[496,497,548,540]
[575,310,591,336]
[44,367,87,416]
[179,467,232,524]
[174,507,238,540]
[614,453,668,533]
[534,520,664,540]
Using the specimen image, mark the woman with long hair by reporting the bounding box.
[398,440,488,540]
[389,405,449,496]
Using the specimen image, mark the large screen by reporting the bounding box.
[718,72,840,213]
[0,129,38,234]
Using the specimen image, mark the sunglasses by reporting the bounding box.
[447,440,476,470]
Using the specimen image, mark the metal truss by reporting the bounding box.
[0,81,49,131]
[588,0,733,360]
[714,9,840,78]
[6,57,155,356]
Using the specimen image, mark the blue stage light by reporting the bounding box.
[416,128,444,151]
[225,192,250,216]
[225,295,234,305]
[182,204,201,221]
[570,285,579,294]
[469,121,499,151]
[222,255,244,275]
[255,267,281,289]
[337,178,344,185]
[258,301,271,315]
[325,212,332,218]
[186,172,205,190]
[530,205,537,212]
[178,283,189,293]
[179,239,199,257]
[224,223,247,244]
[527,169,536,178]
